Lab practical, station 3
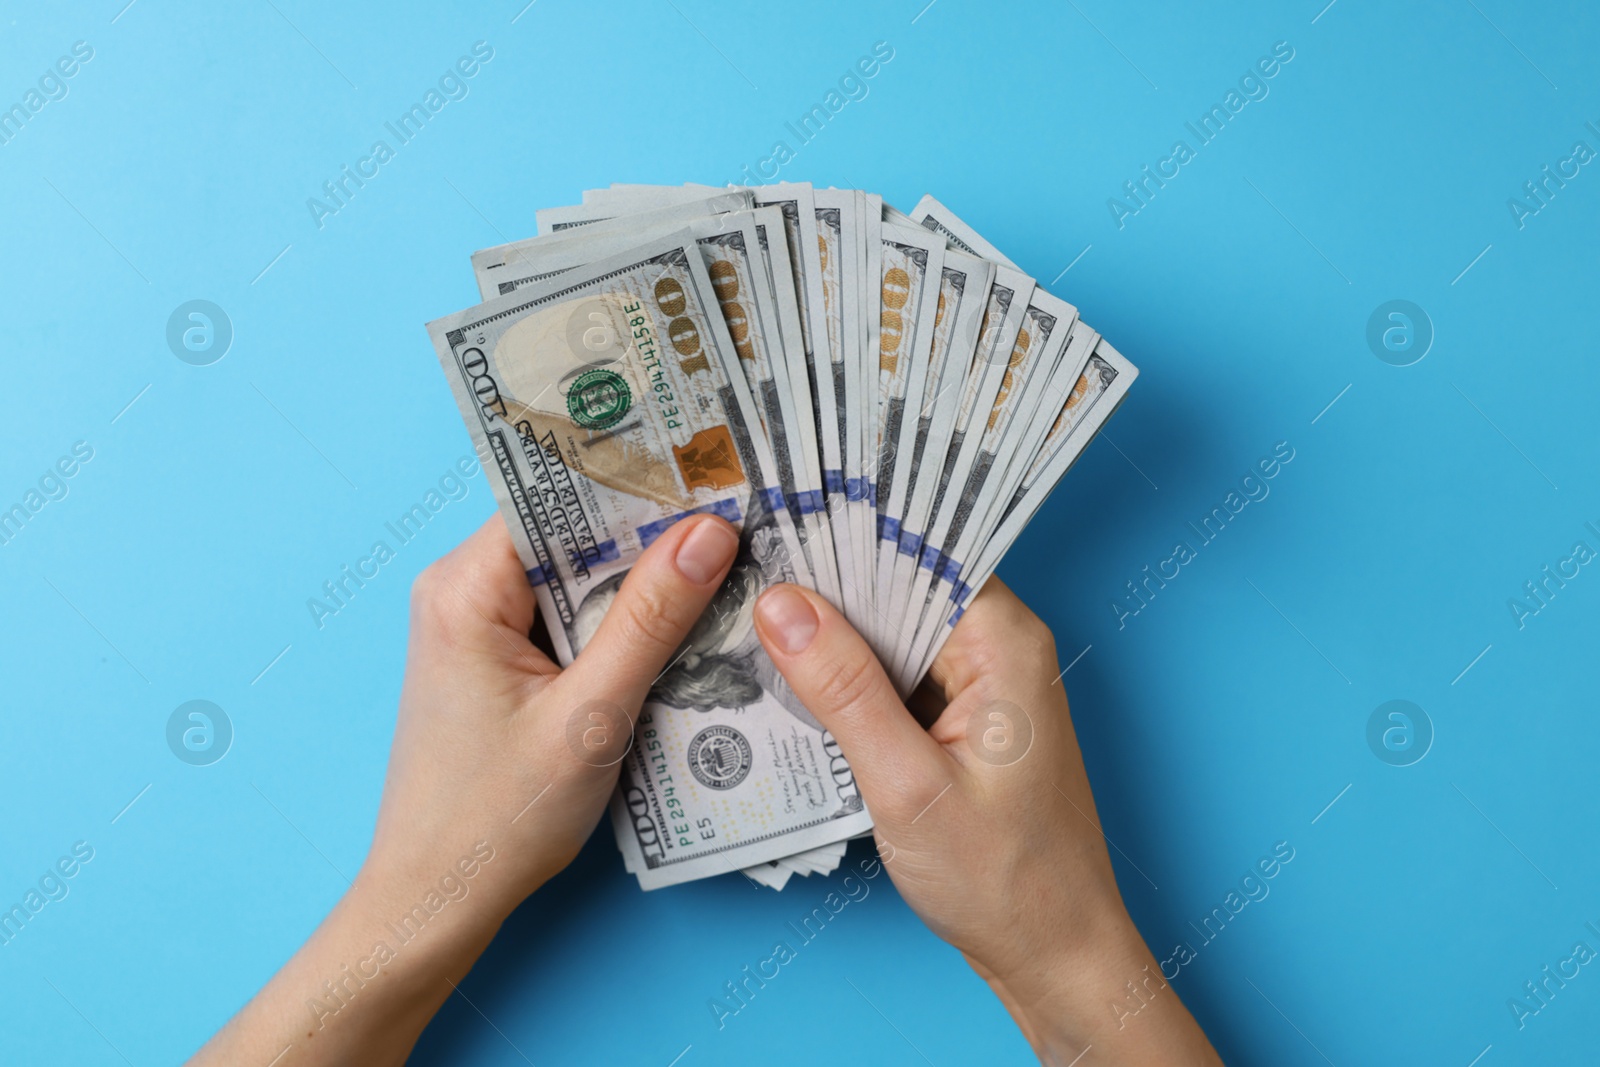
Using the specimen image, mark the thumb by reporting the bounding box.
[754,584,949,820]
[560,514,740,714]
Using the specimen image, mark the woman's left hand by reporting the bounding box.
[191,512,739,1066]
[368,510,740,917]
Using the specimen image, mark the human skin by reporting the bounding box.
[753,582,1221,1065]
[190,516,1218,1065]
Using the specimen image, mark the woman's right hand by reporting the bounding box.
[753,579,1221,1066]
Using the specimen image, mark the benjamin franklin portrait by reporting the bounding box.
[567,488,821,731]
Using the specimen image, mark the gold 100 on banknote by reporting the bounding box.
[425,183,1138,890]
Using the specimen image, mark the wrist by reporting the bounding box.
[997,906,1147,1053]
[348,836,519,976]
[987,908,1217,1066]
[1031,916,1153,1060]
[192,839,524,1066]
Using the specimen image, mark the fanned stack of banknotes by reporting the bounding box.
[425,183,1137,890]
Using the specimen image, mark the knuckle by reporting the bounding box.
[618,584,686,654]
[410,558,445,601]
[817,651,885,719]
[962,593,1055,667]
[957,620,1008,669]
[410,561,456,619]
[410,573,468,645]
[1024,612,1057,656]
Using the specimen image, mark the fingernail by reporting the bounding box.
[756,586,819,654]
[674,518,738,585]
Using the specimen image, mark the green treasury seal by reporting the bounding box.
[567,368,632,430]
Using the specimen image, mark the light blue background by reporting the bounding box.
[2,0,1596,1063]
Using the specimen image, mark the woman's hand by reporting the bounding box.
[192,513,739,1066]
[753,579,1222,1066]
[367,510,739,918]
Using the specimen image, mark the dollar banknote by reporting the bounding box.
[744,190,842,608]
[427,184,1140,889]
[426,232,872,888]
[911,193,1018,268]
[809,189,866,629]
[863,221,945,657]
[574,184,863,883]
[889,262,1034,681]
[482,205,830,593]
[874,246,994,671]
[578,184,846,615]
[473,192,752,290]
[904,341,1138,682]
[895,287,1080,670]
[854,192,884,645]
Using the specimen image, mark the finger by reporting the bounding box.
[754,584,948,809]
[923,578,1065,754]
[410,517,552,673]
[562,514,739,714]
[928,577,1057,699]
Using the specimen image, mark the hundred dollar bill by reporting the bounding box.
[584,182,729,207]
[425,233,872,888]
[922,289,1079,588]
[475,197,761,293]
[473,192,752,291]
[741,862,793,891]
[977,319,1099,519]
[536,191,735,235]
[911,193,1019,269]
[893,197,1103,677]
[882,203,916,227]
[874,246,994,661]
[887,263,1033,679]
[740,839,848,890]
[687,213,821,589]
[579,183,853,883]
[589,185,849,617]
[487,207,826,591]
[854,191,884,644]
[573,184,846,614]
[810,188,868,630]
[745,203,839,608]
[896,321,1098,688]
[741,188,841,603]
[863,221,945,657]
[904,341,1137,681]
[892,276,1076,680]
[736,188,851,883]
